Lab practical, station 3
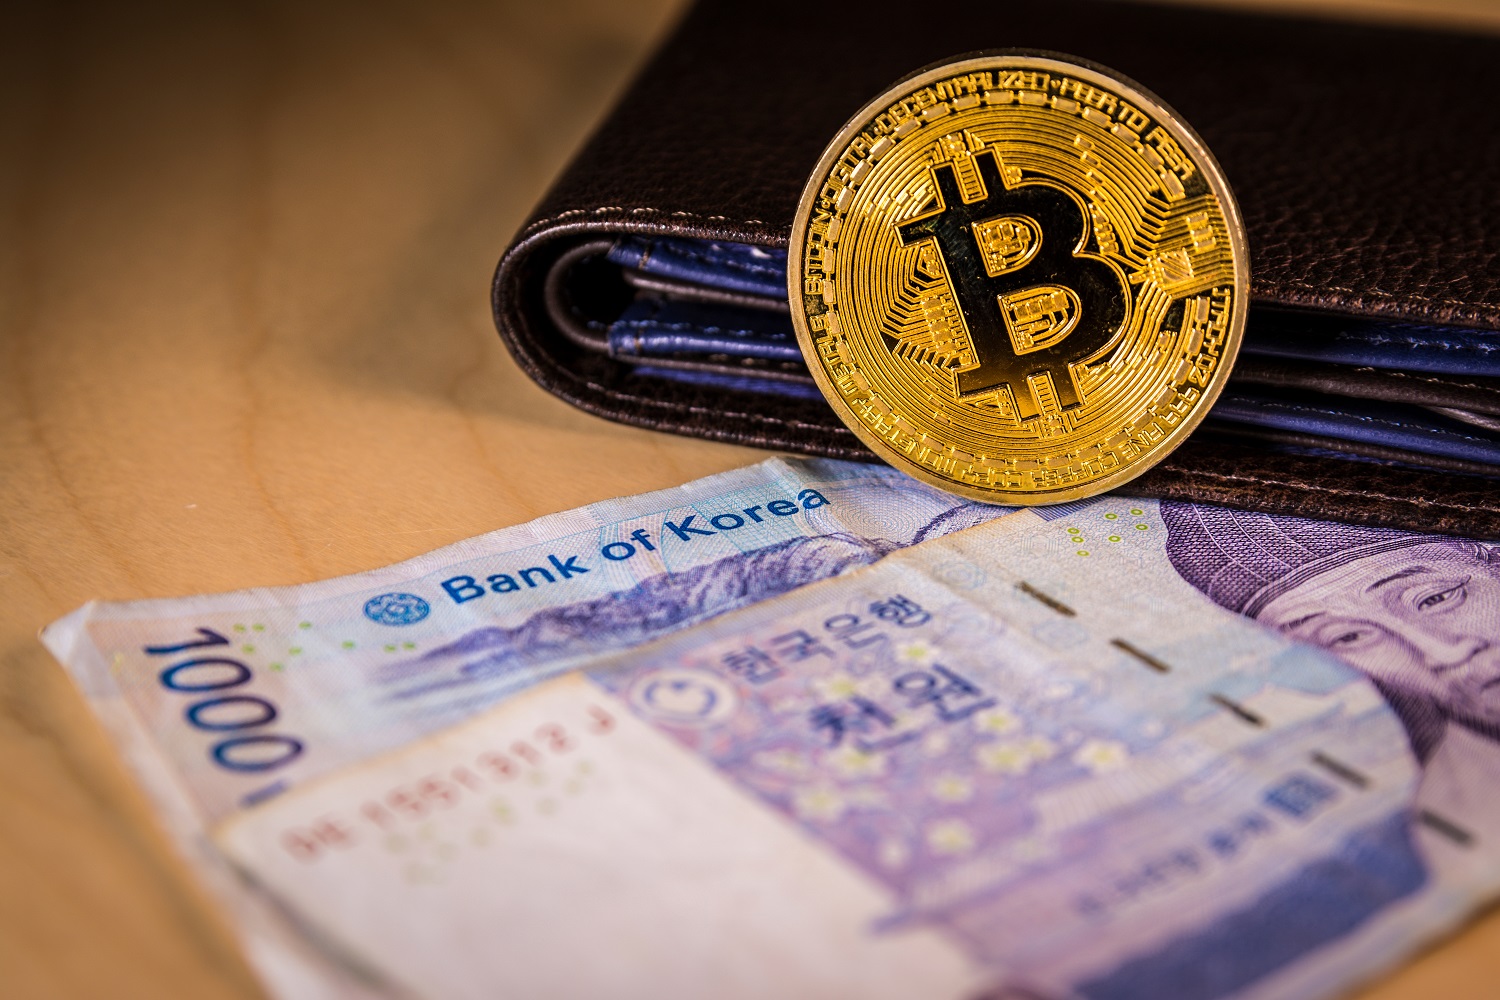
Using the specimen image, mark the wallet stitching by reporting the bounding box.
[1265,278,1500,313]
[612,319,795,342]
[1175,469,1492,514]
[1329,331,1500,354]
[520,207,774,241]
[1363,369,1500,396]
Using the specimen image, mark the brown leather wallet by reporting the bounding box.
[492,0,1500,537]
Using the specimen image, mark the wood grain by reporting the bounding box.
[2,1,1498,997]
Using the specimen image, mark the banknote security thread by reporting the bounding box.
[790,51,1249,504]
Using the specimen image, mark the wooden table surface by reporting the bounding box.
[4,1,1500,996]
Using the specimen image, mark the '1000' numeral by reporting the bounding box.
[146,628,304,773]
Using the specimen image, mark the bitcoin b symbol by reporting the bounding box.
[895,149,1129,420]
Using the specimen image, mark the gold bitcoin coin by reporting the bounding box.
[789,52,1248,504]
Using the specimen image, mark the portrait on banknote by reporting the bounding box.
[1162,503,1500,860]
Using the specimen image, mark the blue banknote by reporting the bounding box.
[44,458,1500,1000]
[42,457,1003,824]
[212,497,1494,1000]
[43,456,1008,1000]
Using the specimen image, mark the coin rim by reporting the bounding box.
[788,50,1251,506]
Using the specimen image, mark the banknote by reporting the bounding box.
[41,456,1005,998]
[214,497,1497,1000]
[42,456,1002,826]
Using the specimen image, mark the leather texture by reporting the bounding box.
[1127,437,1500,538]
[493,0,1500,537]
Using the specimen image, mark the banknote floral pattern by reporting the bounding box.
[587,498,1434,999]
[596,599,1151,896]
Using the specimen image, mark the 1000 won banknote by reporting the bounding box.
[215,491,1500,1000]
[41,458,1006,998]
[43,455,1500,1000]
[43,457,1003,826]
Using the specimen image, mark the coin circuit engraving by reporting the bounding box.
[789,53,1249,505]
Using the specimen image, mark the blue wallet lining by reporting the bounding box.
[634,365,827,401]
[608,239,787,300]
[1212,390,1500,467]
[1246,323,1500,377]
[606,298,802,362]
[585,237,1500,473]
[610,236,1500,378]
